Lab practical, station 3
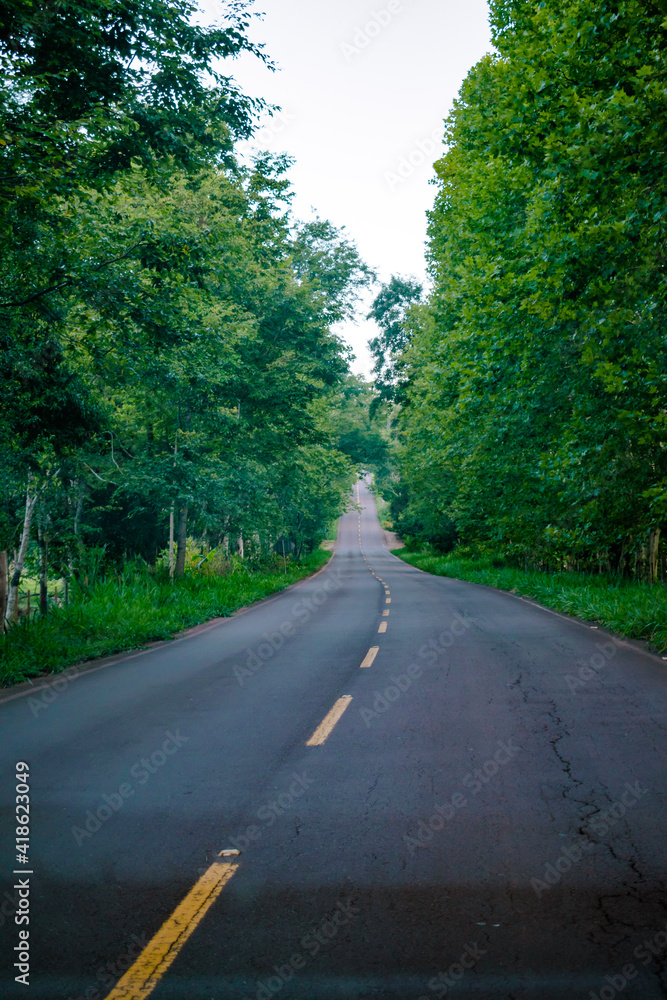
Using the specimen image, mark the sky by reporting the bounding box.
[200,0,492,377]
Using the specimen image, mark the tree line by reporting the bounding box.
[376,0,667,581]
[0,0,377,622]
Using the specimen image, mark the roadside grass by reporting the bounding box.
[372,492,392,531]
[0,552,330,687]
[323,520,339,543]
[395,548,667,654]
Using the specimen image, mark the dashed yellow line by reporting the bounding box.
[103,855,238,1000]
[378,622,387,633]
[360,646,379,669]
[385,597,391,604]
[306,695,353,746]
[382,609,389,617]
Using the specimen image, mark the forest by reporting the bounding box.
[0,0,388,655]
[381,0,667,584]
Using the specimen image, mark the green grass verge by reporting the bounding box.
[395,548,667,653]
[372,492,392,531]
[0,552,330,687]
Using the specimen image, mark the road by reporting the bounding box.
[1,480,666,999]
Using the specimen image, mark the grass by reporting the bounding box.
[0,552,330,687]
[395,548,667,654]
[371,492,392,531]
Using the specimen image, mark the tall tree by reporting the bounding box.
[393,0,667,570]
[367,275,422,411]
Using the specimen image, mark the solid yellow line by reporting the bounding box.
[103,858,238,1000]
[306,695,353,746]
[378,622,387,633]
[360,646,379,669]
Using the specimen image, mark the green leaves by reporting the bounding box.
[0,3,372,573]
[395,0,667,572]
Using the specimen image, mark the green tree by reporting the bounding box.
[367,275,422,411]
[395,0,667,576]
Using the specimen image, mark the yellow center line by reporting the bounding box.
[102,855,238,1000]
[382,609,389,616]
[306,695,353,746]
[386,597,391,604]
[360,646,380,669]
[378,622,387,633]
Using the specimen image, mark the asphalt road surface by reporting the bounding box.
[1,481,666,1000]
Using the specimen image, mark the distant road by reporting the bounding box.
[1,481,666,999]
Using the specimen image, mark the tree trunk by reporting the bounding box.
[73,480,85,550]
[638,544,647,581]
[175,505,188,577]
[169,505,175,578]
[0,551,7,627]
[648,528,660,585]
[237,534,244,559]
[612,537,626,577]
[38,525,48,615]
[6,484,37,623]
[169,427,179,579]
[69,478,86,580]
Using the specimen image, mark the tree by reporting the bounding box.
[394,0,667,573]
[0,0,269,460]
[0,3,374,617]
[367,275,422,411]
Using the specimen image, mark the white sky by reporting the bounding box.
[200,0,492,377]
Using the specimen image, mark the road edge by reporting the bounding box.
[386,546,667,668]
[0,547,341,706]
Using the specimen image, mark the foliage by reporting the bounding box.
[0,1,374,658]
[319,376,392,476]
[393,0,667,578]
[367,275,422,411]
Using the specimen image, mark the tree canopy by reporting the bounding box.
[1,0,375,622]
[382,0,667,580]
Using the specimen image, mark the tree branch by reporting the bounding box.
[0,242,148,309]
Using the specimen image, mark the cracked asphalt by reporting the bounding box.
[1,481,666,999]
